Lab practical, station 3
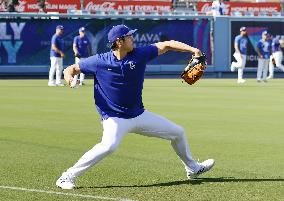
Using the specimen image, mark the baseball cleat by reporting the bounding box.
[48,82,56,86]
[187,159,215,179]
[56,83,65,87]
[56,172,76,190]
[237,79,246,84]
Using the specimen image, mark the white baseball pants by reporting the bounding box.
[268,51,284,78]
[74,57,86,84]
[257,58,269,81]
[49,57,63,84]
[231,52,246,81]
[65,110,199,179]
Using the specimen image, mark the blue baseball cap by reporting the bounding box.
[79,27,85,32]
[240,27,246,32]
[108,25,137,43]
[56,25,64,30]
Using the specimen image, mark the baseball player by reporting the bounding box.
[267,35,284,79]
[231,27,248,84]
[73,27,91,86]
[48,25,65,86]
[256,31,271,83]
[56,24,215,189]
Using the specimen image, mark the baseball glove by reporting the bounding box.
[181,53,207,85]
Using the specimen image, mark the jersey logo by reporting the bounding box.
[127,61,136,70]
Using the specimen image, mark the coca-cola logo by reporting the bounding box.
[200,3,212,13]
[201,3,230,14]
[85,2,116,12]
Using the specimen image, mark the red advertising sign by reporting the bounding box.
[0,0,172,13]
[197,2,281,15]
[84,0,172,13]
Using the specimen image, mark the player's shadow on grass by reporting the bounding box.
[82,177,284,189]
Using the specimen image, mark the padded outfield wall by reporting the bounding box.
[0,15,212,75]
[0,14,284,76]
[214,16,284,75]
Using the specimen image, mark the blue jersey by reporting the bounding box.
[272,37,281,53]
[235,35,248,55]
[73,35,90,58]
[50,34,64,57]
[257,39,271,59]
[79,45,158,119]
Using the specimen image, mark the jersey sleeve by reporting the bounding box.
[234,36,240,44]
[51,35,57,46]
[140,45,159,62]
[73,36,77,46]
[79,55,98,75]
[256,41,261,49]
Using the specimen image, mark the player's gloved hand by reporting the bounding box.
[181,53,207,85]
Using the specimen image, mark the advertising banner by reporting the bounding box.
[0,0,80,13]
[84,0,172,13]
[231,21,284,68]
[0,19,212,67]
[197,2,281,16]
[0,0,172,13]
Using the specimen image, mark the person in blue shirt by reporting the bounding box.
[268,35,284,79]
[73,27,91,86]
[48,25,65,86]
[56,24,215,190]
[256,31,271,82]
[231,27,248,84]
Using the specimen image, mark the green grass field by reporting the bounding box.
[0,79,283,201]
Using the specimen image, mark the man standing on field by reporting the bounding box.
[73,27,91,86]
[48,25,65,86]
[256,31,271,83]
[56,24,215,189]
[231,26,248,84]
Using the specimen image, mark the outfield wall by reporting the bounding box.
[0,13,284,76]
[214,16,284,73]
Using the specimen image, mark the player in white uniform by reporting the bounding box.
[73,27,91,85]
[231,27,248,84]
[267,35,284,79]
[56,25,215,190]
[48,25,65,86]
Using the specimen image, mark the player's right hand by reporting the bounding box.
[60,52,65,58]
[74,53,81,58]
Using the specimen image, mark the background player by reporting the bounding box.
[231,26,248,84]
[73,27,91,86]
[256,31,271,83]
[48,25,65,86]
[267,35,284,79]
[56,24,215,189]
